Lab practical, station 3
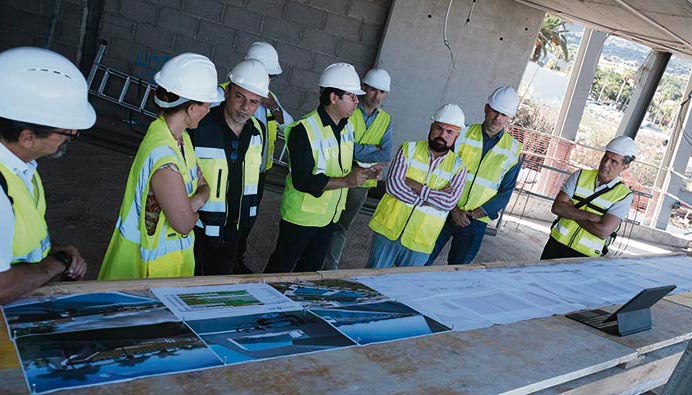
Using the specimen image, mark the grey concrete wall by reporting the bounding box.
[1,0,87,62]
[376,0,544,149]
[96,0,391,118]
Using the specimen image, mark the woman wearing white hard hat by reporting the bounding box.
[0,47,95,303]
[99,53,224,280]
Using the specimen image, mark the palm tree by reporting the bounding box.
[532,16,570,64]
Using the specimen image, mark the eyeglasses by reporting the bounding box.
[343,93,358,102]
[52,130,80,139]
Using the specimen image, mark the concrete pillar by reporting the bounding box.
[617,51,672,139]
[653,69,692,229]
[553,28,608,141]
[539,28,606,197]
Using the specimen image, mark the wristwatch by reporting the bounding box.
[50,251,72,273]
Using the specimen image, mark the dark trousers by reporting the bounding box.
[264,219,336,273]
[426,217,488,265]
[194,225,242,275]
[540,236,587,260]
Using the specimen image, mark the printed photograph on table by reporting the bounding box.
[152,283,301,321]
[3,292,177,338]
[187,311,355,364]
[15,321,221,394]
[310,301,450,345]
[271,279,390,308]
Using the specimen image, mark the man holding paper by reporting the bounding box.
[324,68,394,270]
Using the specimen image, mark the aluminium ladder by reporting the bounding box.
[86,41,289,166]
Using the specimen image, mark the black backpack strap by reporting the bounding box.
[552,181,623,228]
[0,172,12,205]
[573,181,623,210]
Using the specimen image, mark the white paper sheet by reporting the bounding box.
[152,283,302,321]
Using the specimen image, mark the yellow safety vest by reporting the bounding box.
[0,164,50,264]
[369,141,465,253]
[194,117,263,237]
[220,81,278,172]
[263,91,279,172]
[350,107,391,188]
[280,109,354,227]
[456,124,522,223]
[99,117,199,279]
[550,169,632,257]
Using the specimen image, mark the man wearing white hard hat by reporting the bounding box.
[541,136,636,259]
[0,47,94,303]
[427,86,523,265]
[191,60,269,275]
[245,42,294,176]
[324,68,394,270]
[99,52,222,280]
[264,63,382,273]
[367,104,467,268]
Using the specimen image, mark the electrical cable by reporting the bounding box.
[442,0,457,70]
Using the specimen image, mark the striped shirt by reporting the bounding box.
[385,145,467,211]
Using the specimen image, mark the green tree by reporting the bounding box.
[531,16,570,64]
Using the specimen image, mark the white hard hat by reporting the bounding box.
[319,63,365,95]
[0,47,95,130]
[432,104,465,128]
[605,136,637,158]
[245,42,282,75]
[154,53,224,105]
[363,68,391,92]
[228,59,269,98]
[487,86,520,117]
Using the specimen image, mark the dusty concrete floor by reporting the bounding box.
[39,137,680,280]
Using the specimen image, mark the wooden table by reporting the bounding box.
[2,256,690,395]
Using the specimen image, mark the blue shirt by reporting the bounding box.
[353,104,392,163]
[477,127,521,220]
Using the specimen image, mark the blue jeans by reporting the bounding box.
[367,233,430,268]
[426,217,487,265]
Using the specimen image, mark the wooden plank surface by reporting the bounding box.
[2,255,689,395]
[0,315,638,395]
[535,342,687,394]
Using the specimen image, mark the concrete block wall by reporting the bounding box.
[1,0,87,64]
[376,0,545,150]
[97,0,392,118]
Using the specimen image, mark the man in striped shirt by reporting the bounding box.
[367,104,468,268]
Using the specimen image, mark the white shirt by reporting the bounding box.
[0,142,39,272]
[561,170,633,220]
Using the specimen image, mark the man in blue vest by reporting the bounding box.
[324,68,393,270]
[0,47,94,303]
[541,136,636,259]
[427,86,523,265]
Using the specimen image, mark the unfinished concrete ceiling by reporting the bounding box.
[514,0,692,58]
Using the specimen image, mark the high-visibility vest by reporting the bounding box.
[194,117,264,238]
[220,81,278,172]
[350,107,391,188]
[369,140,465,254]
[456,124,522,223]
[0,165,50,264]
[263,91,279,172]
[99,117,200,280]
[550,169,632,257]
[280,109,354,227]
